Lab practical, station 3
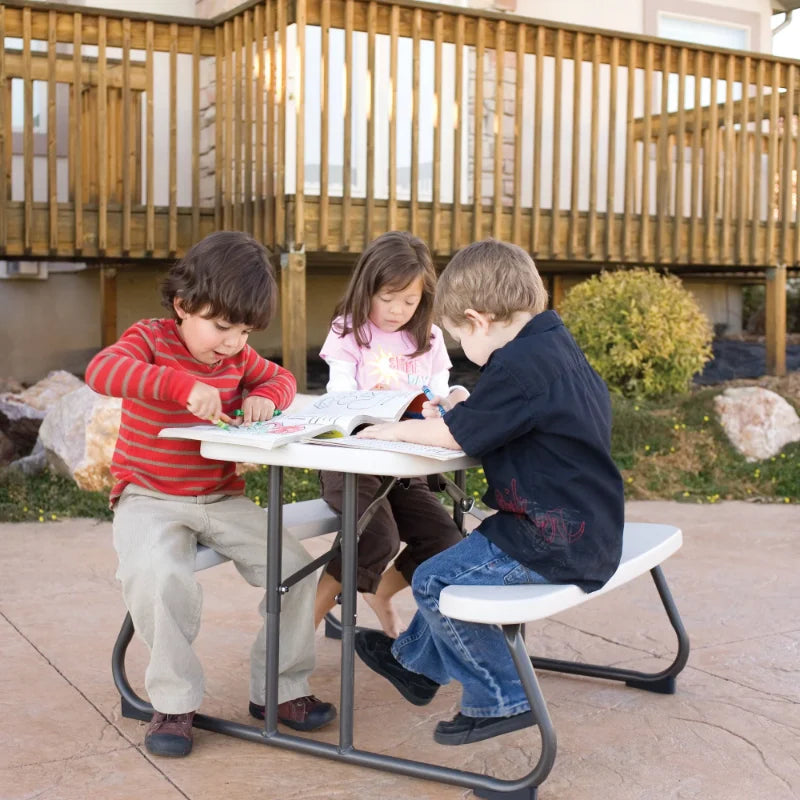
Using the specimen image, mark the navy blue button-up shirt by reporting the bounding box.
[445,310,624,592]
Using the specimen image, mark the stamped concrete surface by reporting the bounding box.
[1,500,798,800]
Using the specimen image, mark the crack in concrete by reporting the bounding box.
[686,663,800,705]
[1,608,193,799]
[676,716,795,794]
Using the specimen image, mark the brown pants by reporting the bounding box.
[319,471,464,593]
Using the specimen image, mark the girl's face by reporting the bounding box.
[174,299,252,365]
[368,276,425,333]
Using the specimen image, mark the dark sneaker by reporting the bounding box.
[249,695,337,732]
[144,710,195,757]
[354,630,440,706]
[433,710,537,745]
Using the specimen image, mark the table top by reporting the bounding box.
[200,439,478,477]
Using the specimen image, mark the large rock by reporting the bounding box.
[7,438,47,476]
[0,370,84,457]
[38,385,122,491]
[714,386,800,462]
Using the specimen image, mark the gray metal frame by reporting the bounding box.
[111,465,689,800]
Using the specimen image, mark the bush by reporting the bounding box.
[560,268,712,399]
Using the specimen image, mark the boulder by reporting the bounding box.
[0,428,15,465]
[714,386,800,462]
[38,385,122,491]
[0,370,84,457]
[7,438,47,476]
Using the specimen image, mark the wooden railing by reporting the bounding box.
[0,0,799,269]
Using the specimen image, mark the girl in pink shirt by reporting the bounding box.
[315,231,468,637]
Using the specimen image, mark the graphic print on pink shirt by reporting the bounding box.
[320,318,452,392]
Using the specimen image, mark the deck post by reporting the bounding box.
[280,248,307,392]
[765,265,786,377]
[550,274,565,311]
[99,266,117,348]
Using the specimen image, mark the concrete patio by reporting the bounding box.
[1,500,798,800]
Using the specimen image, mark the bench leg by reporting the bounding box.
[529,565,690,693]
[470,623,558,798]
[111,612,154,722]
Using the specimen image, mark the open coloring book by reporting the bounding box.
[305,435,466,461]
[159,389,450,451]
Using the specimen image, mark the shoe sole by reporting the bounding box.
[144,737,193,757]
[433,711,537,746]
[354,635,438,707]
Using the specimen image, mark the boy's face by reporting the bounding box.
[444,309,531,367]
[174,300,253,365]
[443,314,495,367]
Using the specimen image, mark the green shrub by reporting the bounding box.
[560,268,713,399]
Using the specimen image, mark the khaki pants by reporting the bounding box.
[113,485,316,714]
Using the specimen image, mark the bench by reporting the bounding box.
[437,522,689,800]
[111,498,342,722]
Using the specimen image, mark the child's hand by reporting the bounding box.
[421,393,447,418]
[357,422,404,441]
[187,382,231,423]
[240,396,276,425]
[421,387,469,417]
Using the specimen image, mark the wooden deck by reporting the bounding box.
[1,0,798,382]
[6,196,795,275]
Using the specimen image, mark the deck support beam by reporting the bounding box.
[765,265,786,377]
[280,248,307,392]
[550,274,565,312]
[100,266,118,348]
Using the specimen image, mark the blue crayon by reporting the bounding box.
[421,385,446,417]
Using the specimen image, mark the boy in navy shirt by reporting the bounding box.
[355,239,624,745]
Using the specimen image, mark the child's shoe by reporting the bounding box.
[249,695,337,731]
[433,710,537,745]
[354,630,440,705]
[144,710,196,757]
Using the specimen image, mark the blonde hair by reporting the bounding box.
[434,239,548,326]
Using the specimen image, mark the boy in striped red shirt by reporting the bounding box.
[86,231,336,757]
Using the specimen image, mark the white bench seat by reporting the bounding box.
[193,498,341,572]
[440,522,681,624]
[432,521,688,799]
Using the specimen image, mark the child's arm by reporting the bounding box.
[85,322,197,410]
[357,417,462,450]
[320,321,360,391]
[325,359,358,392]
[239,347,297,424]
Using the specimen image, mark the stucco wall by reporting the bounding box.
[1,266,745,385]
[0,269,101,384]
[0,268,351,385]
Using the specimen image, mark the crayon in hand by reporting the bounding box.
[421,385,446,417]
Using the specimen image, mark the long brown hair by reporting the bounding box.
[332,231,436,357]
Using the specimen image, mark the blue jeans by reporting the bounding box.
[391,529,546,718]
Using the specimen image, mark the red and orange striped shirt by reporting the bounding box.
[85,318,296,505]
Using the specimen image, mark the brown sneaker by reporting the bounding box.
[144,710,195,757]
[249,695,337,731]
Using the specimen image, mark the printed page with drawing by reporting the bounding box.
[159,389,430,450]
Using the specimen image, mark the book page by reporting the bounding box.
[306,434,466,461]
[299,390,422,433]
[160,414,334,449]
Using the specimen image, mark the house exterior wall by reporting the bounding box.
[0,265,351,384]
